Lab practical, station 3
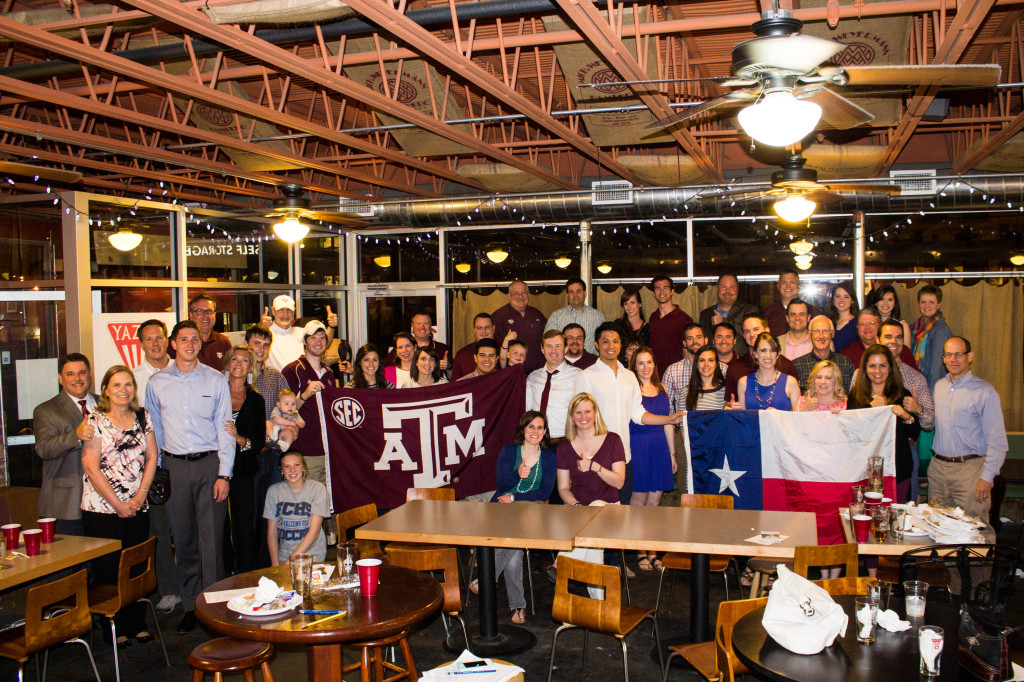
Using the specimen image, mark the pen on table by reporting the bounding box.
[301,611,346,629]
[297,609,345,615]
[443,670,497,676]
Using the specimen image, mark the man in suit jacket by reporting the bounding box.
[699,274,760,357]
[33,352,97,536]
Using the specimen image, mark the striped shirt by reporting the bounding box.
[933,370,1008,482]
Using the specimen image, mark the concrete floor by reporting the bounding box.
[3,523,1022,682]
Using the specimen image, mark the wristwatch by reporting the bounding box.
[217,475,232,482]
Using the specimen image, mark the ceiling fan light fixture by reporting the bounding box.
[455,262,472,274]
[373,255,391,268]
[793,253,814,266]
[738,90,822,147]
[554,256,572,269]
[794,259,813,271]
[273,216,309,243]
[486,248,509,264]
[108,228,143,252]
[789,239,815,255]
[596,263,612,274]
[773,194,817,223]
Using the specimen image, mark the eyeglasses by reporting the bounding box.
[857,321,879,327]
[942,351,968,359]
[190,309,215,316]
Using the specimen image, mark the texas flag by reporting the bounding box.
[685,408,897,544]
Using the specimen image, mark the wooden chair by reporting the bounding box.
[386,547,470,650]
[87,537,169,682]
[334,503,384,560]
[655,494,739,617]
[812,576,874,595]
[546,555,663,682]
[406,487,455,502]
[0,569,101,682]
[188,638,275,682]
[793,543,859,579]
[662,597,767,682]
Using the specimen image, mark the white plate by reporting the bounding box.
[901,530,930,539]
[227,591,302,616]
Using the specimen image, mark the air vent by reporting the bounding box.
[591,180,633,205]
[339,196,376,217]
[889,169,937,196]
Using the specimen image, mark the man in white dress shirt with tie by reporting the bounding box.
[526,330,581,441]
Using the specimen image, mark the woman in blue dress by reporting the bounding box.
[628,347,676,571]
[736,333,801,411]
[828,282,860,353]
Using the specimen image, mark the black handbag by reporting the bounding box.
[136,408,172,506]
[958,605,1018,681]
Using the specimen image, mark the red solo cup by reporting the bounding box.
[2,523,21,549]
[37,518,56,543]
[357,558,382,598]
[864,492,883,510]
[881,497,893,509]
[22,529,42,556]
[853,515,873,543]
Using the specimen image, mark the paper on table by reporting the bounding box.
[745,533,789,545]
[420,650,524,681]
[204,588,255,604]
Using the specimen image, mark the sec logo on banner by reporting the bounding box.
[331,397,365,429]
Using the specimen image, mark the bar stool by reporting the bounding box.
[343,629,418,682]
[188,638,275,682]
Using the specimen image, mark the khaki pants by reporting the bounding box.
[927,457,990,522]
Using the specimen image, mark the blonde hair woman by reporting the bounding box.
[797,360,847,414]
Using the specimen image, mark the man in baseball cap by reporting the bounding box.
[261,295,337,370]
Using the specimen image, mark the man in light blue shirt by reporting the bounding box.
[147,320,234,633]
[545,278,604,354]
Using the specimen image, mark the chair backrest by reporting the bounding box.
[406,487,455,502]
[24,569,91,655]
[714,597,768,682]
[386,546,463,614]
[812,576,874,596]
[793,543,858,578]
[118,536,157,606]
[679,494,735,510]
[899,543,1019,624]
[551,555,622,635]
[334,503,383,559]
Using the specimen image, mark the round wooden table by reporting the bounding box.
[195,565,443,682]
[731,595,962,682]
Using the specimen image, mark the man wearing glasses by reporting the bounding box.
[186,294,232,369]
[929,336,1008,522]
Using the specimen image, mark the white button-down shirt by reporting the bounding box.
[132,358,171,409]
[268,323,305,371]
[525,361,581,438]
[573,359,646,462]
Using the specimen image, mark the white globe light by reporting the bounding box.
[795,260,813,271]
[738,91,822,147]
[773,194,817,223]
[273,217,309,243]
[108,228,143,251]
[486,248,509,263]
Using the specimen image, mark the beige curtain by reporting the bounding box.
[893,280,1022,430]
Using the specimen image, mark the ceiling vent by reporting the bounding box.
[338,196,377,217]
[889,169,937,196]
[591,180,633,205]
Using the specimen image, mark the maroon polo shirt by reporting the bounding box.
[492,303,547,373]
[648,305,693,375]
[169,329,232,370]
[764,301,823,337]
[282,356,337,458]
[841,342,918,370]
[451,342,478,380]
[724,353,800,403]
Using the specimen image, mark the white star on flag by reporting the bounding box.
[710,455,746,496]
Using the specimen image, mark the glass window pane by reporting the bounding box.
[93,286,175,315]
[301,236,342,285]
[185,220,289,284]
[90,203,174,280]
[359,233,438,283]
[0,201,63,280]
[591,222,686,280]
[447,227,579,281]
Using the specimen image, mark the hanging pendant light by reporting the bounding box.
[108,228,143,251]
[486,248,509,263]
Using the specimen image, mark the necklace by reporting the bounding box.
[753,371,779,409]
[512,445,541,493]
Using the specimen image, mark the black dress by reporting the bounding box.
[847,388,920,484]
[227,388,266,573]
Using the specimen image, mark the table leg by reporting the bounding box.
[449,546,535,657]
[690,552,710,642]
[307,643,343,682]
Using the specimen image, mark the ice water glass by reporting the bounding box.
[904,580,928,618]
[919,625,944,676]
[855,597,877,643]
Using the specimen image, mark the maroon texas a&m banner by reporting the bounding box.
[322,366,527,512]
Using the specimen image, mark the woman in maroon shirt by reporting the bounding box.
[556,392,626,506]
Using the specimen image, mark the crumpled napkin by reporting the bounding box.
[251,576,281,608]
[877,608,912,632]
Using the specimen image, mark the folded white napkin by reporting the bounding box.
[877,608,911,632]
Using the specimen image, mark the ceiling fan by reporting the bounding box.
[640,7,1001,146]
[264,183,367,242]
[704,153,901,222]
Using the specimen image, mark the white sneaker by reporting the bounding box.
[155,595,180,614]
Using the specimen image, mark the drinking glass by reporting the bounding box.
[290,553,314,603]
[904,580,929,618]
[871,508,889,543]
[867,456,884,492]
[891,508,907,542]
[851,484,867,504]
[867,579,891,610]
[336,542,359,584]
[919,625,944,677]
[855,597,877,643]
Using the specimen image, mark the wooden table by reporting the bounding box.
[0,534,121,590]
[837,508,996,556]
[732,594,962,681]
[574,504,818,642]
[194,564,442,682]
[357,500,603,655]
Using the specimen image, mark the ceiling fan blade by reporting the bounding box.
[822,183,901,196]
[699,189,786,202]
[300,210,368,227]
[797,87,875,129]
[0,161,82,183]
[644,89,759,130]
[836,64,1001,87]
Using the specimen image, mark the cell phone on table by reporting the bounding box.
[458,660,489,669]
